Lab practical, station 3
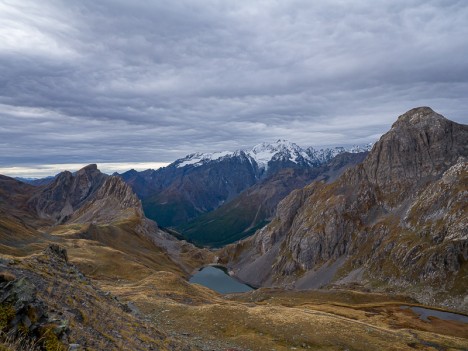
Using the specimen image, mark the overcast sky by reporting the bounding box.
[1,0,467,177]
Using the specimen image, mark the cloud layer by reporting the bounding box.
[1,0,467,173]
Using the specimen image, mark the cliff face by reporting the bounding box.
[362,107,467,204]
[28,164,143,225]
[28,164,106,223]
[70,176,144,224]
[222,107,468,309]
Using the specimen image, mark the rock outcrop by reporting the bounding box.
[221,107,468,310]
[70,176,144,224]
[28,164,106,223]
[28,164,144,225]
[0,265,69,350]
[0,244,180,350]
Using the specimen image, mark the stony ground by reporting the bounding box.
[1,245,468,350]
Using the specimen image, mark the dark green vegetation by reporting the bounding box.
[178,153,367,246]
[121,153,259,227]
[143,198,200,230]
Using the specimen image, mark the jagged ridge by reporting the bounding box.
[174,139,373,171]
[221,107,468,310]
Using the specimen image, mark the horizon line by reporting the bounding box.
[0,162,170,179]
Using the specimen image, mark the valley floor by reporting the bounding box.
[101,276,468,351]
[1,227,467,350]
[0,210,466,350]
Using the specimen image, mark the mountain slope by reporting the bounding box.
[179,152,368,247]
[0,166,212,279]
[142,151,259,227]
[120,140,372,227]
[220,107,468,309]
[15,176,56,186]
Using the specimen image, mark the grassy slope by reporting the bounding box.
[0,250,194,350]
[105,281,468,351]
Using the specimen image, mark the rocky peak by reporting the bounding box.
[54,170,73,184]
[29,165,108,223]
[223,108,467,308]
[391,106,443,128]
[96,176,142,210]
[70,175,145,224]
[76,163,98,173]
[362,107,468,194]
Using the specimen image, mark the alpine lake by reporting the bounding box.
[189,265,254,294]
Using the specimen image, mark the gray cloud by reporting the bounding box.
[1,0,468,173]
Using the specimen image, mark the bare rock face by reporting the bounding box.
[29,164,145,225]
[71,176,145,224]
[222,107,468,309]
[362,107,468,204]
[29,164,106,223]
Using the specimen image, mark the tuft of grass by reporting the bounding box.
[0,304,15,330]
[0,332,40,351]
[39,326,67,351]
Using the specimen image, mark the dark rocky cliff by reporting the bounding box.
[221,107,468,310]
[28,164,144,225]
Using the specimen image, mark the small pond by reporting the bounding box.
[189,266,254,294]
[401,306,468,323]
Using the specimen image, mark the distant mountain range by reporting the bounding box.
[172,140,372,171]
[117,140,373,244]
[14,141,373,246]
[15,176,55,186]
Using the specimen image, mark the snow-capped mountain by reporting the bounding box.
[175,151,237,168]
[174,140,373,171]
[118,139,373,228]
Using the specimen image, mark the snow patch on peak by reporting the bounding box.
[248,140,306,170]
[174,140,374,170]
[176,151,234,168]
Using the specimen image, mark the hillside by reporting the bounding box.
[1,165,212,283]
[220,107,468,310]
[179,152,367,247]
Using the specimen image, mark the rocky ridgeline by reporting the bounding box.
[28,164,145,225]
[71,176,145,224]
[0,245,174,350]
[361,107,468,202]
[1,246,72,350]
[222,107,468,310]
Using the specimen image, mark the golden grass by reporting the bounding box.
[115,283,468,351]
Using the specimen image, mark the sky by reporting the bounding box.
[1,0,468,177]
